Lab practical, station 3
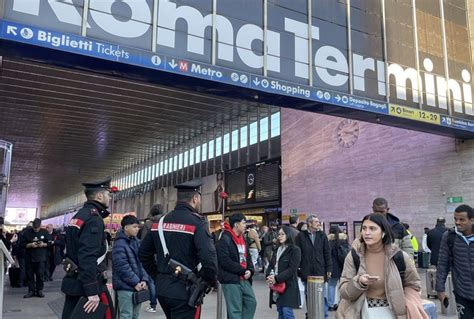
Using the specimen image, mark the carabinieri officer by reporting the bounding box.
[61,178,115,319]
[139,179,218,319]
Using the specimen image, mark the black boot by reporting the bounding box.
[23,291,35,298]
[36,290,45,298]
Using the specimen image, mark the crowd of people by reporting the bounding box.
[3,178,473,319]
[0,218,65,298]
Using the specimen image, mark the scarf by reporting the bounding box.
[405,287,429,319]
[224,223,247,271]
[275,245,287,275]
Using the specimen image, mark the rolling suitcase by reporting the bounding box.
[426,268,437,299]
[9,267,20,287]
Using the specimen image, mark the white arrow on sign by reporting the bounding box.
[169,59,178,69]
[6,26,18,36]
[253,78,260,86]
[335,95,341,102]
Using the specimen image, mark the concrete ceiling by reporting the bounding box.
[0,56,256,209]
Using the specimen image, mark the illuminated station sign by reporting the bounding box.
[1,0,473,133]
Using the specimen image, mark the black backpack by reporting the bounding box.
[337,242,351,265]
[351,248,406,282]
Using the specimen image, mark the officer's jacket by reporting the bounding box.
[61,200,108,297]
[138,202,218,301]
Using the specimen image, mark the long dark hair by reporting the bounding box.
[279,225,295,246]
[329,225,341,247]
[361,213,394,246]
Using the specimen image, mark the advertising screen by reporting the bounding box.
[5,207,37,225]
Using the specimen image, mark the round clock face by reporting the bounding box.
[336,119,359,148]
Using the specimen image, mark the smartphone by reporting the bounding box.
[367,275,380,280]
[443,297,449,308]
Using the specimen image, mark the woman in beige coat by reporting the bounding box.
[336,213,422,318]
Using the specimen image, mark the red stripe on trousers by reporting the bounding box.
[99,292,112,319]
[194,305,201,319]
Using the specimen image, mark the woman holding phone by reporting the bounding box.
[336,213,423,318]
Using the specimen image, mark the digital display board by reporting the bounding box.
[226,160,280,208]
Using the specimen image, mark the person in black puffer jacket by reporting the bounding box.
[327,226,349,311]
[112,215,151,318]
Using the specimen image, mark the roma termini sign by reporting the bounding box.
[2,0,474,132]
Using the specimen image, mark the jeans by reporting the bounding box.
[303,280,328,318]
[117,290,141,319]
[327,278,339,307]
[277,306,295,319]
[222,280,257,319]
[148,279,157,307]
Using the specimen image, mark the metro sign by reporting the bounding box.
[6,0,474,117]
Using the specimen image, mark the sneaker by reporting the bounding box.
[146,306,156,313]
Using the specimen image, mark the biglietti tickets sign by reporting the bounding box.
[2,0,474,132]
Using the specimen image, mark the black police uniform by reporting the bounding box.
[61,179,115,319]
[21,223,51,297]
[139,180,218,319]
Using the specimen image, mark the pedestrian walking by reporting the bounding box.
[245,224,261,270]
[139,203,165,313]
[337,213,425,318]
[262,222,278,272]
[327,225,349,311]
[45,224,64,281]
[436,205,474,318]
[426,217,448,266]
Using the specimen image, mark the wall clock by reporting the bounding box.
[336,119,359,148]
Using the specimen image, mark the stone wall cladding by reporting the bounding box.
[281,108,474,241]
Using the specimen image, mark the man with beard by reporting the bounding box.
[372,198,414,259]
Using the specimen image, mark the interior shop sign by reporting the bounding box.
[7,0,473,116]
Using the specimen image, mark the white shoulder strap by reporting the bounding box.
[97,240,108,265]
[158,216,169,258]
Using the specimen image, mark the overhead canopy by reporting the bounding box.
[0,56,258,209]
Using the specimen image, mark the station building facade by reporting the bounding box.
[1,1,473,240]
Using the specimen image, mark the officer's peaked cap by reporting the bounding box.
[82,177,112,191]
[175,179,202,193]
